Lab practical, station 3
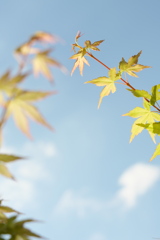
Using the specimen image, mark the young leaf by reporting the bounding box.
[119,51,151,77]
[123,101,160,142]
[85,68,120,108]
[150,84,160,105]
[127,89,151,99]
[30,31,57,44]
[32,49,63,82]
[150,143,160,161]
[15,42,38,56]
[84,40,104,51]
[70,50,89,76]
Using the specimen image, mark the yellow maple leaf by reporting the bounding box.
[4,90,55,139]
[70,50,90,76]
[30,31,58,44]
[32,49,64,82]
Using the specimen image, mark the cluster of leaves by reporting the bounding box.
[0,31,63,239]
[70,32,160,161]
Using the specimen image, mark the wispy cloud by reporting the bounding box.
[0,141,57,211]
[54,163,160,217]
[54,189,103,217]
[89,233,106,240]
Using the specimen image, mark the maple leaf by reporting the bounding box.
[127,89,151,99]
[150,143,160,161]
[84,40,104,51]
[70,32,104,75]
[119,51,151,77]
[32,49,64,82]
[85,68,120,108]
[123,100,160,143]
[4,90,55,139]
[15,42,39,56]
[0,154,24,179]
[70,50,90,76]
[30,31,58,44]
[0,163,14,180]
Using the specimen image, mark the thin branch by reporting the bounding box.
[87,52,160,112]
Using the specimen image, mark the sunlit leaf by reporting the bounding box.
[127,89,151,99]
[30,31,57,43]
[32,49,63,81]
[150,143,160,161]
[150,84,160,106]
[0,163,14,179]
[17,91,56,102]
[15,42,38,56]
[85,68,120,108]
[119,51,151,77]
[137,122,160,136]
[0,71,28,98]
[70,50,89,76]
[84,40,104,51]
[5,90,53,138]
[123,100,160,142]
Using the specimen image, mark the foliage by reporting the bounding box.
[0,31,64,239]
[1,29,160,240]
[70,31,160,161]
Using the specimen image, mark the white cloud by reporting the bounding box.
[22,141,57,158]
[54,189,103,217]
[89,233,106,240]
[0,141,57,211]
[115,163,160,208]
[54,163,160,217]
[0,179,35,210]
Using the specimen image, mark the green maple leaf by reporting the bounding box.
[32,49,63,82]
[0,206,20,214]
[150,143,160,161]
[150,84,160,106]
[127,89,151,99]
[85,68,121,108]
[119,51,151,77]
[0,154,24,163]
[137,122,160,136]
[123,100,160,142]
[84,40,104,51]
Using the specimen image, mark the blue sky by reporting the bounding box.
[0,1,160,240]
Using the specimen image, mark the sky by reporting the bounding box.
[0,0,160,240]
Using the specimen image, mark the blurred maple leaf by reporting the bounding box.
[4,90,55,139]
[32,49,64,82]
[30,31,58,44]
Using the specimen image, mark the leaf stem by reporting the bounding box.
[87,52,160,112]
